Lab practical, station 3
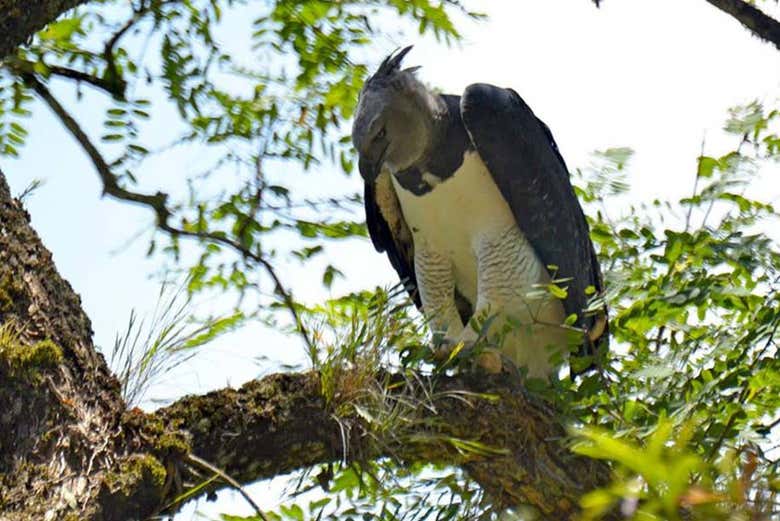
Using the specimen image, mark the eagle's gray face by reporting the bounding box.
[352,46,437,183]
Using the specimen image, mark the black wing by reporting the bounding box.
[364,181,421,308]
[460,83,607,352]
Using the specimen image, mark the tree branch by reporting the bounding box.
[154,371,612,519]
[4,57,126,98]
[704,0,780,49]
[24,72,316,353]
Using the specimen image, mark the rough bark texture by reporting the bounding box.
[0,0,88,58]
[158,371,612,518]
[704,0,780,50]
[0,171,167,520]
[0,167,611,519]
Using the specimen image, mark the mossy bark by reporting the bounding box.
[157,371,612,519]
[0,171,177,520]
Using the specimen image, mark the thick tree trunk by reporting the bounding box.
[0,168,611,519]
[0,171,159,520]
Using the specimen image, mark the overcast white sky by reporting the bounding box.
[3,0,780,518]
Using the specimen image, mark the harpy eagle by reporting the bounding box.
[352,47,607,378]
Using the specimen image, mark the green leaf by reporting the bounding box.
[280,504,304,521]
[547,284,568,299]
[697,155,718,178]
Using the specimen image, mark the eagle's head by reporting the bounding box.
[352,46,442,183]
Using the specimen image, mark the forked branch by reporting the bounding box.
[24,73,315,352]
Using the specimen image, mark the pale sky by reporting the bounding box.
[3,0,780,518]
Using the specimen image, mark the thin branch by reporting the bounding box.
[24,73,169,212]
[685,138,706,233]
[25,72,315,353]
[52,65,126,97]
[704,0,780,50]
[101,7,144,95]
[235,145,267,245]
[185,454,269,521]
[3,58,125,97]
[101,0,180,95]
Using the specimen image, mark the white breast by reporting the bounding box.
[390,151,567,377]
[391,151,540,303]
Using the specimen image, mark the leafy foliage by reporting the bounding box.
[0,0,479,347]
[562,101,780,519]
[110,278,243,407]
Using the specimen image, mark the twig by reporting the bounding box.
[3,58,125,97]
[652,325,666,354]
[25,72,316,353]
[685,138,706,233]
[100,0,175,96]
[186,454,269,521]
[235,143,267,243]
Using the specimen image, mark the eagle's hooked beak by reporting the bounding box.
[358,144,388,183]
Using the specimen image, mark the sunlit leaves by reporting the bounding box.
[574,146,633,202]
[563,102,780,519]
[724,100,780,158]
[294,219,366,239]
[0,73,33,157]
[725,100,766,137]
[37,16,86,47]
[575,420,716,520]
[0,0,476,327]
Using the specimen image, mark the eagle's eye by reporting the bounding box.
[374,127,386,142]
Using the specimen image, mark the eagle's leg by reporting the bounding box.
[458,225,566,378]
[413,247,465,356]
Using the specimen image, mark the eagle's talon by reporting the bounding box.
[433,338,503,374]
